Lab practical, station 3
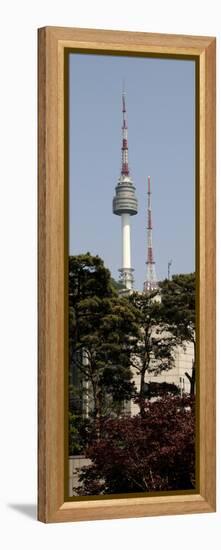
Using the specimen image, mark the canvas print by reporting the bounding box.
[68,53,196,498]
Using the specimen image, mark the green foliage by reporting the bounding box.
[69,412,96,456]
[143,381,180,398]
[159,273,196,394]
[69,412,82,455]
[159,273,195,344]
[110,277,125,292]
[69,257,196,463]
[69,253,139,421]
[128,291,177,413]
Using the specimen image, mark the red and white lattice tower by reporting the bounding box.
[143,176,158,293]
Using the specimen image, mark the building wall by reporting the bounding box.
[130,341,194,416]
[69,455,91,496]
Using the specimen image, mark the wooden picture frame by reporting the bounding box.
[38,26,216,523]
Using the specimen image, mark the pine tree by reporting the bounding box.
[69,254,139,423]
[159,273,195,394]
[128,291,177,415]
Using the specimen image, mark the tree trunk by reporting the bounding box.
[185,364,195,396]
[139,368,146,417]
[185,340,196,396]
[90,377,99,419]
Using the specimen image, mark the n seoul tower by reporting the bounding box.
[113,90,138,290]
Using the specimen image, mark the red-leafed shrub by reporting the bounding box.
[77,395,195,495]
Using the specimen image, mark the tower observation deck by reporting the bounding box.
[113,90,138,290]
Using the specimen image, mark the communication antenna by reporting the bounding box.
[143,176,158,293]
[168,259,172,280]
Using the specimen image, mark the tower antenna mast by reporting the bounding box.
[143,176,158,293]
[168,259,172,280]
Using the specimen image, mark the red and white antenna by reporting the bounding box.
[121,89,129,176]
[143,176,158,293]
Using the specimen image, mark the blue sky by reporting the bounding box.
[69,53,195,291]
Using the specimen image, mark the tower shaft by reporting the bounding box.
[143,176,158,293]
[121,213,131,268]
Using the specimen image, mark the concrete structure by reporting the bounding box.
[69,455,91,496]
[113,90,138,290]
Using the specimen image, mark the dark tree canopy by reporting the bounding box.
[143,381,180,399]
[69,258,196,494]
[128,291,177,414]
[159,273,195,344]
[69,253,139,428]
[76,395,195,495]
[160,273,196,394]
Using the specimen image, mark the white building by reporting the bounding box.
[129,340,194,416]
